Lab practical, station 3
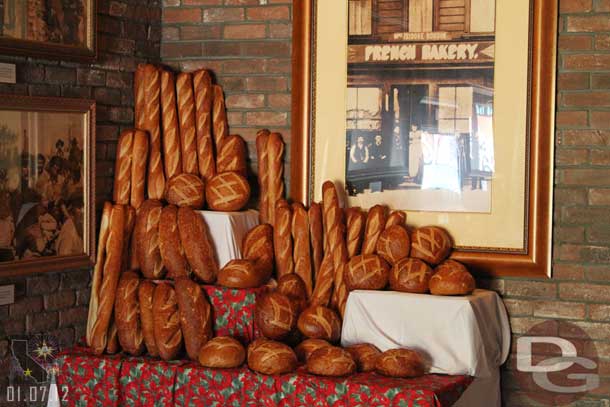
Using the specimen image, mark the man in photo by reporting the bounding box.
[350,135,369,165]
[370,135,387,161]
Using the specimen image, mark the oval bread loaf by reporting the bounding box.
[177,207,218,283]
[295,338,331,363]
[429,260,475,296]
[206,171,250,212]
[306,346,356,377]
[217,259,270,288]
[255,292,298,340]
[376,225,410,265]
[345,343,381,372]
[138,280,159,357]
[345,254,390,291]
[390,258,433,293]
[242,224,274,275]
[175,277,213,360]
[297,306,342,342]
[158,205,189,279]
[165,173,205,209]
[198,336,246,368]
[247,338,297,375]
[152,283,183,361]
[135,200,166,280]
[277,274,308,301]
[410,226,452,265]
[114,271,144,356]
[375,348,425,378]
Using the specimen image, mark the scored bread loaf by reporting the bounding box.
[306,346,356,377]
[429,260,475,296]
[277,274,308,302]
[266,132,285,226]
[362,205,387,255]
[242,224,274,275]
[198,336,246,369]
[297,306,341,342]
[106,319,120,354]
[310,254,334,307]
[256,129,270,223]
[159,70,183,180]
[345,343,381,372]
[346,207,365,259]
[114,271,145,356]
[216,134,247,177]
[206,171,250,212]
[130,129,149,210]
[376,348,425,378]
[308,202,324,279]
[390,258,434,293]
[138,280,159,357]
[177,206,218,283]
[291,202,312,297]
[135,200,166,280]
[152,282,183,361]
[87,204,125,355]
[134,64,165,200]
[385,211,406,229]
[411,226,452,265]
[176,72,199,175]
[274,203,294,278]
[192,69,216,183]
[121,206,136,273]
[165,173,205,209]
[295,338,331,363]
[247,338,297,375]
[212,85,229,150]
[113,129,133,205]
[376,225,410,265]
[217,259,270,288]
[345,254,390,291]
[158,205,189,279]
[255,292,298,340]
[175,277,213,360]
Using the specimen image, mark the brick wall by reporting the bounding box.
[0,0,161,379]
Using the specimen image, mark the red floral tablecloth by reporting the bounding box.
[57,348,472,407]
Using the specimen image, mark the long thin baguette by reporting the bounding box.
[192,69,216,183]
[267,132,285,226]
[176,72,199,175]
[256,129,270,224]
[160,70,183,180]
[112,130,133,205]
[212,85,229,150]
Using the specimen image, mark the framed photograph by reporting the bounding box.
[291,0,557,277]
[0,95,95,277]
[0,0,96,62]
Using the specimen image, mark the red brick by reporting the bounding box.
[240,41,291,57]
[221,58,268,74]
[9,297,43,318]
[556,110,588,128]
[163,8,201,23]
[60,272,89,290]
[161,42,203,58]
[596,0,610,11]
[224,0,258,4]
[591,149,610,165]
[182,0,222,4]
[503,299,534,316]
[558,243,610,263]
[163,26,179,41]
[203,8,244,23]
[587,224,610,242]
[224,24,266,39]
[556,148,588,165]
[180,25,222,40]
[560,0,593,12]
[567,15,610,32]
[559,34,593,50]
[552,264,585,280]
[585,265,610,281]
[245,76,288,91]
[269,23,291,39]
[227,111,244,125]
[268,93,291,109]
[26,311,59,333]
[596,34,610,50]
[564,53,610,70]
[554,187,588,205]
[589,188,610,205]
[560,282,610,302]
[562,91,610,106]
[509,318,558,335]
[563,206,610,224]
[44,290,76,311]
[558,72,589,90]
[533,301,586,319]
[505,280,557,298]
[591,111,610,128]
[27,274,60,296]
[592,73,610,88]
[263,58,291,73]
[561,130,610,145]
[246,6,290,21]
[562,169,610,186]
[204,41,242,56]
[59,307,88,328]
[226,93,265,109]
[589,304,610,321]
[245,111,288,126]
[559,320,610,340]
[555,225,585,242]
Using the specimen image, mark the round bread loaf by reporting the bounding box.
[277,274,308,300]
[165,173,205,209]
[306,346,356,377]
[375,348,425,378]
[410,226,452,265]
[297,306,341,342]
[198,336,246,368]
[376,225,410,265]
[294,338,331,363]
[429,260,475,295]
[345,343,381,372]
[390,258,434,293]
[206,171,250,212]
[345,254,390,291]
[242,224,274,274]
[255,292,298,340]
[217,259,271,288]
[247,338,297,375]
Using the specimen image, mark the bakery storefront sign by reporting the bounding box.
[348,41,494,64]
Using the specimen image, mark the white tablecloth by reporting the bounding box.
[341,289,510,407]
[198,209,259,268]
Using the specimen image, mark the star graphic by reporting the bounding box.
[33,340,56,361]
[24,368,32,377]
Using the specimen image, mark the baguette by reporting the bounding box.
[135,200,166,279]
[256,129,270,223]
[308,202,324,281]
[112,130,133,205]
[159,205,189,279]
[212,85,229,150]
[160,70,183,180]
[292,202,312,297]
[267,132,285,226]
[346,207,365,259]
[176,72,199,175]
[362,205,387,255]
[134,64,165,200]
[114,271,145,356]
[177,207,218,283]
[130,129,149,210]
[121,206,136,272]
[274,203,294,278]
[192,69,216,182]
[216,134,247,177]
[106,318,120,354]
[175,277,213,360]
[310,254,334,307]
[153,282,183,361]
[138,280,159,357]
[385,211,406,229]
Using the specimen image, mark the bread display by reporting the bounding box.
[176,72,199,175]
[255,292,298,340]
[306,346,356,377]
[256,129,270,223]
[130,129,149,210]
[385,211,406,229]
[206,171,250,212]
[291,202,312,297]
[216,134,247,177]
[217,259,270,288]
[160,70,183,180]
[375,348,425,378]
[410,226,452,265]
[242,224,274,275]
[192,69,216,183]
[175,278,213,360]
[346,207,365,259]
[376,225,410,265]
[165,173,205,209]
[345,254,390,291]
[152,282,183,361]
[277,274,308,302]
[138,280,159,357]
[273,203,294,278]
[345,343,381,372]
[135,200,165,280]
[266,132,285,226]
[198,336,246,369]
[310,254,334,307]
[87,203,125,355]
[112,129,133,205]
[362,205,387,255]
[308,202,324,279]
[390,258,434,293]
[134,64,165,201]
[297,306,341,342]
[295,338,331,363]
[429,260,475,296]
[114,271,144,356]
[247,338,297,375]
[177,206,218,283]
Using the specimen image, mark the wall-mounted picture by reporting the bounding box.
[0,95,95,276]
[0,0,96,62]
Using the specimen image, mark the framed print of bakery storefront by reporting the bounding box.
[291,0,557,278]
